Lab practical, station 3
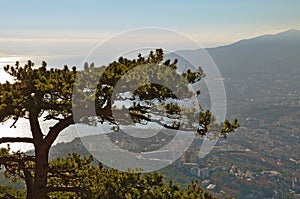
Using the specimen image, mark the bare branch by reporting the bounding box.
[43,115,61,121]
[9,117,19,128]
[0,137,34,144]
[44,116,74,147]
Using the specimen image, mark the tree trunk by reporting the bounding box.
[28,111,50,199]
[29,146,49,199]
[24,169,34,199]
[26,112,73,198]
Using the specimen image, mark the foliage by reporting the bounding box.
[0,151,217,198]
[47,153,216,199]
[0,185,25,199]
[0,49,239,198]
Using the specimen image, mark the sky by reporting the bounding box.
[0,1,300,151]
[0,0,299,68]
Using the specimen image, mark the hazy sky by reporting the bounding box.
[0,0,299,68]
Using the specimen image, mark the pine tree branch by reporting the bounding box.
[0,137,34,144]
[0,155,35,193]
[46,186,89,195]
[0,156,35,164]
[44,116,74,147]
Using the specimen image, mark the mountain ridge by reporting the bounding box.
[204,29,300,51]
[174,29,300,77]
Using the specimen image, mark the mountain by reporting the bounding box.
[171,30,300,120]
[163,31,300,198]
[176,29,300,77]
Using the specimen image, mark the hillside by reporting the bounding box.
[173,29,300,198]
[177,29,300,76]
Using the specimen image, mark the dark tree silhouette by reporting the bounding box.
[0,49,238,198]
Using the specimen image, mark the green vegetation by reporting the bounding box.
[0,185,25,198]
[0,150,216,199]
[47,153,216,199]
